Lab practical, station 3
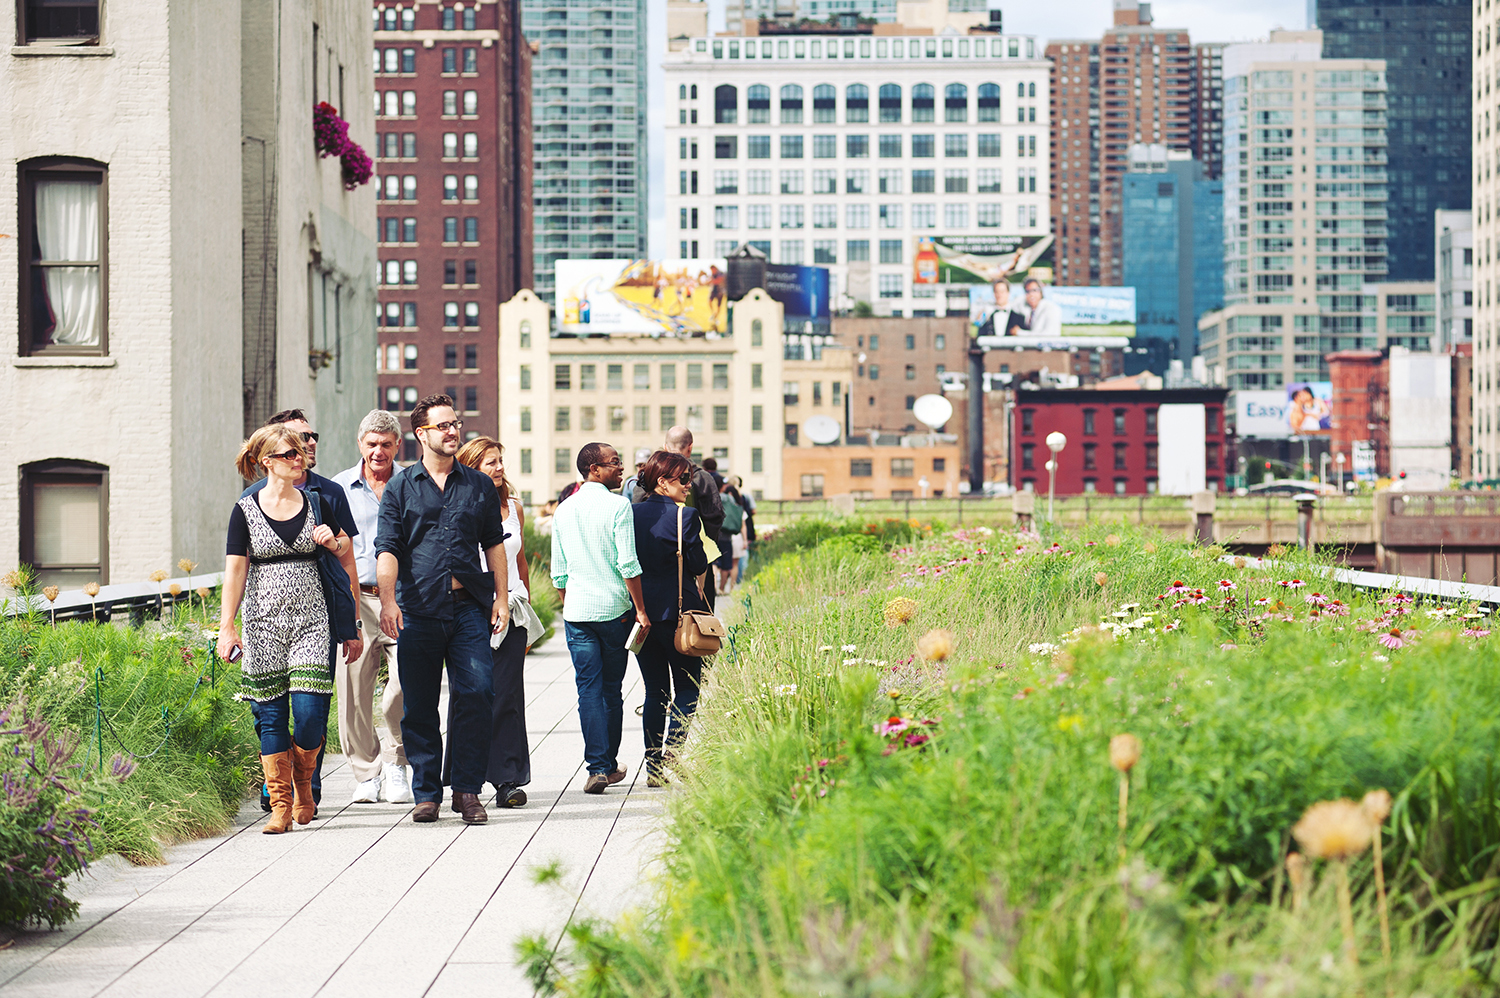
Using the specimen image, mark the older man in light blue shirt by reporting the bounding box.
[331,410,412,805]
[551,442,649,794]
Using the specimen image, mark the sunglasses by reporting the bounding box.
[674,472,693,485]
[267,449,303,462]
[300,431,319,443]
[418,420,464,434]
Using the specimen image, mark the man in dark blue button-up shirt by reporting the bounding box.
[375,395,509,824]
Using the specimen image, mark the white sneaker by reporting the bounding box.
[382,763,414,803]
[351,776,381,804]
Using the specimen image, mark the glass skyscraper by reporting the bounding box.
[1317,0,1471,281]
[522,0,648,305]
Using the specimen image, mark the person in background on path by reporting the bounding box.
[454,436,533,809]
[218,426,361,834]
[375,395,510,825]
[558,481,582,503]
[631,426,723,609]
[715,478,747,595]
[241,407,359,814]
[551,442,650,794]
[728,475,756,583]
[331,410,412,806]
[630,451,709,787]
[701,456,725,490]
[620,446,653,499]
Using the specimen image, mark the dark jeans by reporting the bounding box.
[442,620,530,790]
[635,626,702,771]
[251,692,331,755]
[397,600,495,803]
[564,614,632,776]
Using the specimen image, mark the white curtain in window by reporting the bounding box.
[35,179,100,347]
[34,482,100,566]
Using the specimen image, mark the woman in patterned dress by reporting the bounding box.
[217,425,361,834]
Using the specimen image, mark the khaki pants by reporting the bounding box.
[336,590,406,783]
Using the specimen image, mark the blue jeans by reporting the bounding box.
[635,626,701,770]
[564,614,632,776]
[397,600,495,803]
[251,693,331,756]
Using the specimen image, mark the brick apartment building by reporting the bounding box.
[373,0,533,458]
[1010,387,1230,494]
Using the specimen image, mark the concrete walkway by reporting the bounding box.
[0,637,667,998]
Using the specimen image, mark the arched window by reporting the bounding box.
[747,84,770,123]
[878,83,902,122]
[813,84,836,122]
[911,83,934,122]
[1028,82,1036,98]
[1017,81,1026,98]
[690,84,698,99]
[845,83,869,122]
[780,83,803,123]
[944,83,968,122]
[977,82,1001,122]
[519,320,533,348]
[678,84,687,99]
[715,84,738,124]
[751,318,763,346]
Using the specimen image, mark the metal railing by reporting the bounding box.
[753,494,1374,526]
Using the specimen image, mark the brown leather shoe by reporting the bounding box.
[583,773,609,794]
[606,766,627,785]
[453,791,488,824]
[412,801,440,823]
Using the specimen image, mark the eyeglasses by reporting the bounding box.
[267,450,303,462]
[418,420,464,434]
[594,458,623,468]
[300,431,319,443]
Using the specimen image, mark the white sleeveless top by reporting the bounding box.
[502,498,528,598]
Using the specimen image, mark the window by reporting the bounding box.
[779,170,804,195]
[811,169,837,195]
[660,405,677,429]
[945,83,968,122]
[944,169,968,194]
[442,90,457,115]
[912,134,935,158]
[462,91,477,115]
[714,406,729,432]
[686,405,704,432]
[555,448,570,474]
[751,405,764,431]
[879,240,903,264]
[686,363,703,391]
[845,169,869,195]
[607,364,623,391]
[977,82,1001,121]
[634,406,650,432]
[1113,409,1126,435]
[752,448,764,473]
[878,169,903,194]
[911,169,935,193]
[1145,408,1158,435]
[519,364,532,390]
[1083,410,1096,435]
[911,204,936,228]
[1021,444,1035,470]
[943,204,968,228]
[714,170,739,195]
[580,407,596,432]
[813,135,837,159]
[904,364,916,380]
[879,135,902,158]
[443,301,459,327]
[1145,443,1158,469]
[1113,443,1127,470]
[850,458,872,477]
[23,160,105,353]
[747,84,770,123]
[1114,478,1128,495]
[800,473,824,497]
[520,449,532,473]
[712,364,729,390]
[1206,442,1221,470]
[747,205,772,230]
[715,84,738,124]
[891,458,914,478]
[977,204,1002,227]
[846,135,869,158]
[878,275,902,298]
[977,134,1001,158]
[846,239,870,261]
[912,83,935,122]
[845,83,869,122]
[463,47,477,72]
[21,460,106,586]
[780,135,803,159]
[780,206,803,229]
[464,217,479,242]
[716,136,738,159]
[878,83,902,123]
[1021,409,1034,434]
[555,407,571,431]
[878,205,902,228]
[554,363,571,390]
[780,84,803,123]
[1083,443,1097,470]
[845,204,870,229]
[659,363,677,391]
[714,206,738,230]
[944,134,968,158]
[812,84,836,122]
[1207,409,1221,434]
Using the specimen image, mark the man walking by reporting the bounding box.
[375,394,510,824]
[551,442,650,794]
[632,426,724,607]
[242,407,359,813]
[332,410,412,805]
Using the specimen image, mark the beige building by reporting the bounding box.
[783,441,961,499]
[781,341,855,447]
[1,0,375,588]
[499,288,786,502]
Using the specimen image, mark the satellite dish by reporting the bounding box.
[912,394,953,430]
[803,414,841,445]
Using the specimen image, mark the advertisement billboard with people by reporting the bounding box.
[1286,382,1333,435]
[968,283,1136,342]
[556,259,729,336]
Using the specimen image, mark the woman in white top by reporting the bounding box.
[455,436,532,808]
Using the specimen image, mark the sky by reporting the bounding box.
[644,0,1314,257]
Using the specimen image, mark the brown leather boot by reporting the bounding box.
[260,752,294,834]
[291,742,322,825]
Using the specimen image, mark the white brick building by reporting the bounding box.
[0,1,376,589]
[663,13,1049,318]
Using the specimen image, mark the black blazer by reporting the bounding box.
[632,494,710,623]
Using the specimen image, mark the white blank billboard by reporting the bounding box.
[1158,403,1206,496]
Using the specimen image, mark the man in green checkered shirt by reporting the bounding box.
[551,442,650,794]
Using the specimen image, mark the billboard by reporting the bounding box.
[968,284,1136,341]
[556,259,729,336]
[913,234,1054,285]
[1158,403,1207,496]
[1286,382,1333,436]
[764,264,830,325]
[1235,390,1292,439]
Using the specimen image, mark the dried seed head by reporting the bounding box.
[1233,556,1247,568]
[1095,572,1108,586]
[1109,733,1141,773]
[178,558,198,574]
[1292,799,1373,860]
[150,570,169,583]
[916,628,954,661]
[2,568,29,591]
[42,586,60,602]
[83,582,101,597]
[196,587,211,599]
[883,597,919,627]
[1142,542,1157,554]
[168,584,183,597]
[1104,534,1122,547]
[1361,789,1392,827]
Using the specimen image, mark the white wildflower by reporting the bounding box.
[773,684,798,697]
[840,644,857,653]
[1028,642,1060,655]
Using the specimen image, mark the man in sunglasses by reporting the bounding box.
[550,442,650,794]
[374,394,510,824]
[240,407,360,814]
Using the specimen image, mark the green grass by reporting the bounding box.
[526,522,1500,996]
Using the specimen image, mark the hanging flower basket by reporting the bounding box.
[313,101,373,191]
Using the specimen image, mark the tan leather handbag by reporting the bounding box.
[674,505,726,657]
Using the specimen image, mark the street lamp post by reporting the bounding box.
[1045,431,1067,522]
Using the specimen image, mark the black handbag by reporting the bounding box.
[307,490,360,653]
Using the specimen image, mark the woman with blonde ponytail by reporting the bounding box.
[218,425,362,833]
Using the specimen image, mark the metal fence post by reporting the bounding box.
[1295,493,1317,550]
[1192,490,1216,545]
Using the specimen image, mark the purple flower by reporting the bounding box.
[1379,627,1407,650]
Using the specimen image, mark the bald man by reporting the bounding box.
[632,426,725,549]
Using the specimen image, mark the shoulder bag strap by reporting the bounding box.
[676,504,684,620]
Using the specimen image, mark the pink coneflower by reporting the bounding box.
[1324,600,1350,616]
[877,716,910,736]
[1463,627,1492,638]
[1085,540,1098,547]
[1220,642,1238,651]
[1217,579,1238,592]
[1379,593,1414,606]
[1379,628,1407,650]
[1280,579,1306,590]
[1165,580,1191,596]
[904,731,930,748]
[1304,592,1329,606]
[1253,597,1272,607]
[1188,590,1210,605]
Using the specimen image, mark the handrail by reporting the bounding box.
[1224,555,1500,606]
[4,573,224,621]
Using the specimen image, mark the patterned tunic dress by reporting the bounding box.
[236,495,334,702]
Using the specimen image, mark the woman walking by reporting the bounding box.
[455,436,534,808]
[630,451,710,786]
[217,426,361,833]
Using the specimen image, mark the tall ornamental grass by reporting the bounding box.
[526,523,1500,996]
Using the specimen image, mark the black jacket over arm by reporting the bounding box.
[631,495,710,623]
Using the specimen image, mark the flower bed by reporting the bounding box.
[525,525,1500,996]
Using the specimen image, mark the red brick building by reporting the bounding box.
[1010,388,1229,494]
[1326,350,1390,479]
[373,0,533,458]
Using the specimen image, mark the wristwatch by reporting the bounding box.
[354,619,363,630]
